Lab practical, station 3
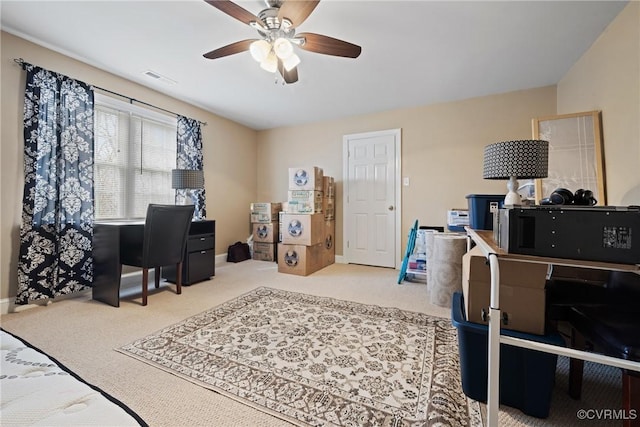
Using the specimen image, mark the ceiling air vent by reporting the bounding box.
[143,70,177,86]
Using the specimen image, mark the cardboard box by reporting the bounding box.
[287,190,323,214]
[289,190,323,203]
[252,221,279,243]
[323,197,335,220]
[322,220,335,267]
[462,245,550,335]
[448,209,470,227]
[250,202,282,223]
[281,213,325,246]
[278,243,324,276]
[253,242,277,262]
[323,176,335,197]
[288,166,323,191]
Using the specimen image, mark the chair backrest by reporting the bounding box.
[142,204,195,268]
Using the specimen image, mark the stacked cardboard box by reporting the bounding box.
[323,176,335,220]
[321,176,336,266]
[278,166,336,276]
[250,202,281,262]
[287,189,322,214]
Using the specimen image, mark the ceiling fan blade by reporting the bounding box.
[277,0,319,28]
[278,59,299,84]
[203,39,257,60]
[296,32,361,58]
[204,0,261,26]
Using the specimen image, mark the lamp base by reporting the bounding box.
[504,176,522,206]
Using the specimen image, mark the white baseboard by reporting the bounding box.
[215,253,227,266]
[1,254,350,313]
[0,288,93,315]
[1,255,230,315]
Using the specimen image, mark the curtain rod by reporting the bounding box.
[13,57,207,126]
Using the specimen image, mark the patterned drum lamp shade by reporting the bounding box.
[172,169,204,207]
[171,169,204,190]
[483,140,549,206]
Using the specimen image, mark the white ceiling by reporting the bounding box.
[1,1,627,130]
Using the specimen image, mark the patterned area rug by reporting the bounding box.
[118,287,482,426]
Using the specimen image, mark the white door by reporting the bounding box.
[343,129,401,268]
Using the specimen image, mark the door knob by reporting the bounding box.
[388,205,394,211]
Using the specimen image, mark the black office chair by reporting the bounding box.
[120,204,194,306]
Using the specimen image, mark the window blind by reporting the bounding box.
[94,94,177,220]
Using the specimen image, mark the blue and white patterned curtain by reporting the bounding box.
[16,64,95,305]
[176,116,206,220]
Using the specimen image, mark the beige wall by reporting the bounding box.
[0,31,258,301]
[557,2,640,206]
[256,86,558,256]
[257,3,639,260]
[2,2,635,302]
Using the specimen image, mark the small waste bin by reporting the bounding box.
[465,194,504,230]
[451,292,564,418]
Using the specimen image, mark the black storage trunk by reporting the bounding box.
[497,205,639,264]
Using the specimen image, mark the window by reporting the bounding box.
[94,93,177,220]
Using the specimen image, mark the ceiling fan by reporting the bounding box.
[202,0,362,84]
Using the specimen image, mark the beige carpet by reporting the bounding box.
[0,260,623,426]
[117,287,481,426]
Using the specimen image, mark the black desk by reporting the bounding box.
[92,220,215,307]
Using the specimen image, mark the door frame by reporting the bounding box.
[342,128,402,268]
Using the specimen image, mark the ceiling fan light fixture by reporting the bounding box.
[260,51,278,73]
[273,37,294,59]
[282,53,300,71]
[250,39,271,62]
[203,0,363,84]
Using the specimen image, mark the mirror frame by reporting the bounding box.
[532,111,606,205]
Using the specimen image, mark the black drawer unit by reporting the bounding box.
[163,219,215,285]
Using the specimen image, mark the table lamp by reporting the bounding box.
[171,169,204,205]
[483,140,549,206]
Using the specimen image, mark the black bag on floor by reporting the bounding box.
[227,241,251,263]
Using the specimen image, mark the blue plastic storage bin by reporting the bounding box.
[451,292,564,418]
[465,194,504,230]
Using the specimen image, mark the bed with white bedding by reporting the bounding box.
[1,329,146,426]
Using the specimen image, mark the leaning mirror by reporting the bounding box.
[532,111,606,205]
